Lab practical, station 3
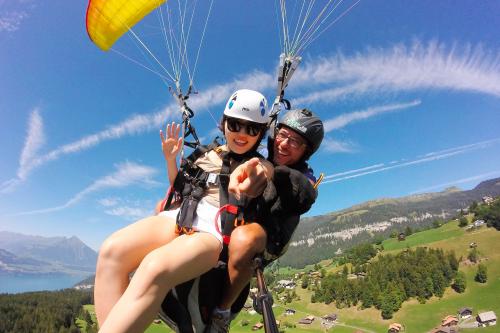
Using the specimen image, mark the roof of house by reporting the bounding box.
[478,311,497,322]
[298,318,313,324]
[323,314,337,320]
[389,323,402,330]
[252,322,263,330]
[432,326,457,333]
[458,307,472,314]
[435,326,457,333]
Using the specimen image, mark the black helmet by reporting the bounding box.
[277,108,324,158]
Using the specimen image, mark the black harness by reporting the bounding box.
[161,140,263,246]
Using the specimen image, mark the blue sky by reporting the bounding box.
[1,0,499,250]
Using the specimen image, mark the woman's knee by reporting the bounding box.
[229,224,266,260]
[97,234,128,266]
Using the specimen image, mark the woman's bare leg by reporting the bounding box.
[94,215,177,325]
[98,230,222,333]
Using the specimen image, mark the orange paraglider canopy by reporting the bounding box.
[86,0,166,51]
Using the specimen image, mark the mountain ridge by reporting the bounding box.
[0,231,97,275]
[279,177,500,267]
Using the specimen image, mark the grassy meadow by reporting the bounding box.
[79,220,500,332]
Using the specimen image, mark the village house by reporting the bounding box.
[458,307,473,319]
[388,323,403,333]
[322,314,337,323]
[309,271,322,279]
[441,315,458,327]
[298,315,315,325]
[398,233,406,241]
[482,196,494,205]
[430,326,457,333]
[252,322,263,331]
[284,308,296,316]
[473,219,485,227]
[356,271,367,278]
[276,279,296,289]
[477,311,497,327]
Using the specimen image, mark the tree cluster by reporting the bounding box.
[311,247,459,319]
[471,197,500,230]
[0,289,92,333]
[338,243,377,266]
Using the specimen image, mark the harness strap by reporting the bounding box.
[214,204,238,245]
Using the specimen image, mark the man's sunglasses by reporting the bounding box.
[225,117,265,137]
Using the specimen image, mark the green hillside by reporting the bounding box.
[134,220,500,333]
[280,178,500,267]
[224,221,499,333]
[270,222,499,333]
[78,222,499,333]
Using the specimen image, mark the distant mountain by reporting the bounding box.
[0,232,97,275]
[280,177,500,268]
[0,248,51,274]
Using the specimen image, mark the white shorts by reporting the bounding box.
[158,197,223,243]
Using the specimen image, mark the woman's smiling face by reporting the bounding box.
[224,118,262,154]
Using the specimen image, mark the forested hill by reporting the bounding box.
[279,177,500,268]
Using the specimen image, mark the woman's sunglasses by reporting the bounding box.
[225,117,265,137]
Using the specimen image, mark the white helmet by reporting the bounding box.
[223,89,269,124]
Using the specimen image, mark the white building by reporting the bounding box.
[477,311,497,327]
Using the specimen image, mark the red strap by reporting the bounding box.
[214,204,239,243]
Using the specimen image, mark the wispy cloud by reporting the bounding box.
[0,1,36,33]
[320,100,421,154]
[324,163,385,179]
[98,197,120,207]
[1,109,45,193]
[18,109,45,178]
[13,161,159,215]
[410,171,500,194]
[322,137,356,153]
[323,100,421,132]
[104,206,154,220]
[3,41,500,192]
[322,138,500,184]
[1,71,273,193]
[98,196,155,220]
[292,40,500,105]
[0,10,28,32]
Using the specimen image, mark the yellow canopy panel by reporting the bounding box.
[86,0,166,51]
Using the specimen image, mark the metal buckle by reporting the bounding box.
[206,173,218,185]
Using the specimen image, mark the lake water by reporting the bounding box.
[0,273,91,294]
